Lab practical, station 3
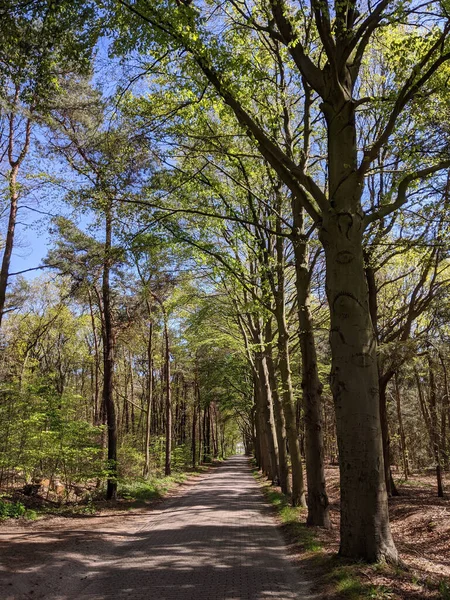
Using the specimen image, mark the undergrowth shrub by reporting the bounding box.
[0,499,26,519]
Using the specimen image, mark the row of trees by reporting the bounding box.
[0,271,244,491]
[1,0,450,564]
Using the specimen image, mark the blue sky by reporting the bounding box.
[10,225,50,278]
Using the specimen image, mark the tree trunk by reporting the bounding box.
[203,403,211,462]
[379,373,399,496]
[197,393,202,466]
[255,348,280,485]
[438,352,449,471]
[102,201,117,501]
[266,340,291,495]
[291,209,329,523]
[394,372,409,480]
[320,210,397,562]
[0,102,32,329]
[87,290,100,426]
[252,401,262,470]
[181,379,188,445]
[270,226,306,506]
[275,324,307,507]
[192,398,197,469]
[163,314,171,476]
[212,403,219,458]
[143,319,153,478]
[0,167,19,329]
[254,368,274,479]
[428,354,444,498]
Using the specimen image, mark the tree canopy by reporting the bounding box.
[0,0,450,572]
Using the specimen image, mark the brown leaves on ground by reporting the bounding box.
[311,466,450,599]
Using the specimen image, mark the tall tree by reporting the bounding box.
[45,88,153,497]
[0,1,96,326]
[110,0,450,561]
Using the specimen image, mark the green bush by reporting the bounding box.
[172,443,191,470]
[0,500,26,519]
[0,383,105,491]
[117,442,145,480]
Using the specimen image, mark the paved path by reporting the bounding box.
[0,456,315,600]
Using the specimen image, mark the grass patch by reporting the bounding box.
[326,564,394,599]
[439,580,450,600]
[118,472,188,502]
[332,567,367,598]
[253,471,321,554]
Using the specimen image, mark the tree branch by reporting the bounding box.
[364,161,450,227]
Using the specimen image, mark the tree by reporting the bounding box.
[121,73,329,515]
[44,81,153,497]
[109,0,450,561]
[0,1,96,327]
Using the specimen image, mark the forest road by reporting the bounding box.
[0,455,317,600]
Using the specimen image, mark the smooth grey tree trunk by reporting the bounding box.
[266,338,291,495]
[320,209,397,561]
[290,203,329,524]
[255,351,280,484]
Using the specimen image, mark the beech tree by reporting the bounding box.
[120,64,330,519]
[106,0,450,561]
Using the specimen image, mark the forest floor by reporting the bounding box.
[1,462,449,599]
[0,456,314,600]
[267,466,450,600]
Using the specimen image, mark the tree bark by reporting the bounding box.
[438,352,449,471]
[0,105,32,328]
[320,209,397,561]
[254,357,279,483]
[379,372,399,496]
[203,403,211,462]
[87,290,101,426]
[192,395,197,469]
[212,403,219,458]
[143,318,153,478]
[197,389,202,466]
[394,372,409,480]
[266,338,291,495]
[102,201,117,501]
[255,346,280,485]
[427,353,444,497]
[290,204,329,524]
[252,399,262,470]
[269,225,306,507]
[163,312,171,476]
